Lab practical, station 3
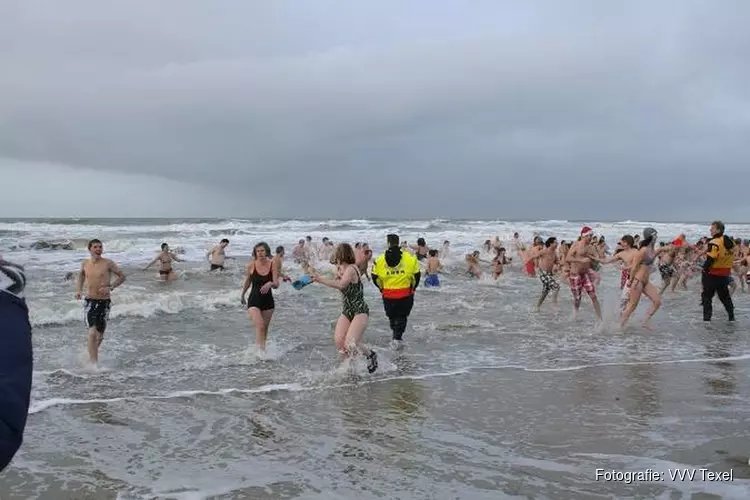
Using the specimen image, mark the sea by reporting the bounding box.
[1,218,750,500]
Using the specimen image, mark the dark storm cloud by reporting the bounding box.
[1,0,750,219]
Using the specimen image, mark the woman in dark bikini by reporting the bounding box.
[620,228,664,329]
[143,242,183,281]
[313,243,377,372]
[241,242,279,352]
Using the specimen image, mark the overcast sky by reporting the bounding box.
[1,0,749,220]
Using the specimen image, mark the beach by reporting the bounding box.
[1,218,750,499]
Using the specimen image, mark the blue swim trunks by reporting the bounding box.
[425,274,440,287]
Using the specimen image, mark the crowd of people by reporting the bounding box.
[1,220,747,473]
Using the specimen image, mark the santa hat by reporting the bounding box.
[580,226,593,236]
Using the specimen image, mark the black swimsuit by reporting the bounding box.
[247,265,275,311]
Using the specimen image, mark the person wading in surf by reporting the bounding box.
[74,239,126,366]
[564,227,602,321]
[241,242,280,352]
[313,243,378,373]
[371,234,421,349]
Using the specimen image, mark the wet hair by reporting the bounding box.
[220,238,229,244]
[639,236,655,249]
[88,238,102,249]
[275,246,284,254]
[253,242,271,258]
[711,220,725,234]
[620,235,635,248]
[417,237,426,247]
[443,240,450,245]
[387,234,399,247]
[355,242,362,248]
[306,235,312,241]
[161,242,169,250]
[428,249,438,257]
[544,237,557,247]
[333,243,356,265]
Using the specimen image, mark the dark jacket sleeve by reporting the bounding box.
[0,293,33,472]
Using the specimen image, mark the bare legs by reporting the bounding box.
[87,327,103,365]
[248,307,274,351]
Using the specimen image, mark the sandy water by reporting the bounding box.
[2,218,750,499]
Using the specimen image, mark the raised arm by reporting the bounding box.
[315,266,354,290]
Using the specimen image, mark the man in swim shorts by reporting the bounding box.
[530,237,560,311]
[207,238,230,271]
[0,258,32,472]
[565,227,602,320]
[75,239,126,365]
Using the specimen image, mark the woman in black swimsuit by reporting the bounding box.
[240,242,279,352]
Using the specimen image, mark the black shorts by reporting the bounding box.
[84,299,111,334]
[210,264,225,271]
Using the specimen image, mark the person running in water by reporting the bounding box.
[598,235,639,313]
[241,242,280,352]
[530,237,560,311]
[207,239,230,271]
[371,234,421,349]
[143,242,184,281]
[313,243,378,373]
[0,258,32,472]
[74,239,126,365]
[565,227,602,320]
[425,249,442,287]
[620,228,663,329]
[701,221,735,322]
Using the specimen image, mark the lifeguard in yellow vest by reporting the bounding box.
[701,220,735,322]
[371,234,421,348]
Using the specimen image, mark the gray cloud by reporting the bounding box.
[1,0,750,220]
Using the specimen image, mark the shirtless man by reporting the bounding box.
[292,239,307,264]
[466,251,482,278]
[565,227,602,320]
[74,239,126,365]
[272,246,292,283]
[206,239,230,271]
[530,237,560,311]
[356,245,373,281]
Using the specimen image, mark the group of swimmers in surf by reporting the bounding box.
[69,222,748,368]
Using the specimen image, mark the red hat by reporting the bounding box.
[580,226,593,236]
[672,238,684,247]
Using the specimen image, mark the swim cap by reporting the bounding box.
[643,227,658,240]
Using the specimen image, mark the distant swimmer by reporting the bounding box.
[530,237,560,311]
[312,243,378,373]
[620,228,663,329]
[440,240,451,258]
[206,239,230,271]
[465,251,482,278]
[565,227,602,321]
[241,242,280,352]
[371,234,421,349]
[272,246,292,283]
[491,247,510,279]
[143,242,184,281]
[425,249,442,287]
[410,238,429,261]
[74,239,126,366]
